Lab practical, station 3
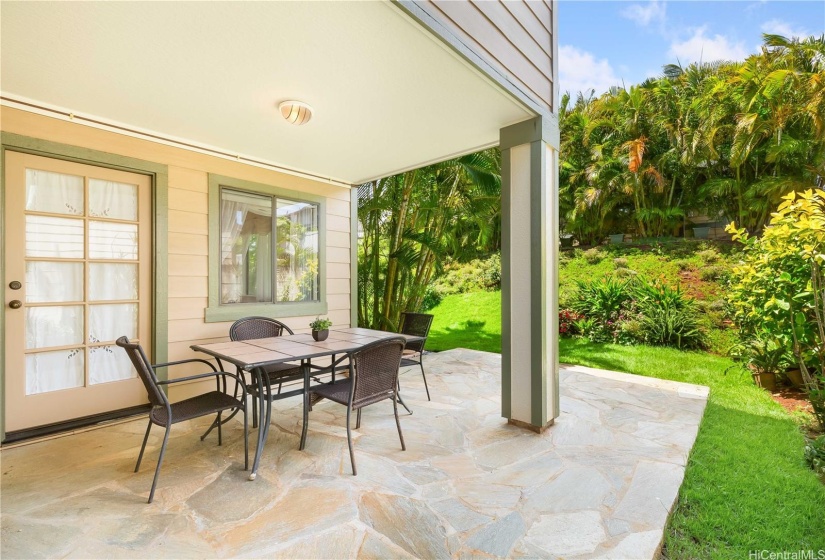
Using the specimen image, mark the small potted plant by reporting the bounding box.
[731,335,786,392]
[309,316,332,341]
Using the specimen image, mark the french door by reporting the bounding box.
[4,152,152,432]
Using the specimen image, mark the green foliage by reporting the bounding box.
[309,316,332,331]
[699,264,728,281]
[634,278,707,349]
[582,247,604,264]
[727,189,825,424]
[804,435,825,478]
[422,254,501,311]
[570,274,707,349]
[613,257,629,269]
[560,34,825,243]
[357,149,501,330]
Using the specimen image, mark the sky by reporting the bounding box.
[557,0,825,96]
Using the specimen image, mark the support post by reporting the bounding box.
[500,116,560,432]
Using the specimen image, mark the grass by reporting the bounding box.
[427,290,825,558]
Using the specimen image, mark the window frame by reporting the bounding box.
[205,174,326,323]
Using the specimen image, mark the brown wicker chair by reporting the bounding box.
[229,317,303,428]
[399,312,435,400]
[305,336,407,475]
[116,336,248,503]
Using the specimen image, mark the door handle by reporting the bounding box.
[9,281,21,290]
[8,300,22,309]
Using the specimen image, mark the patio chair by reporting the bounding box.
[305,336,407,475]
[399,312,435,400]
[229,317,303,428]
[115,336,248,504]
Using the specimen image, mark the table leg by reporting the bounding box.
[249,366,267,480]
[300,360,310,450]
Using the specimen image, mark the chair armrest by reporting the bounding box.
[152,358,217,372]
[156,371,247,398]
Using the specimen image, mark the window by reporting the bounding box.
[206,174,326,322]
[220,188,320,304]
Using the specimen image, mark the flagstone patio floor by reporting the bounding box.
[0,348,708,559]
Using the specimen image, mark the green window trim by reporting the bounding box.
[206,173,327,323]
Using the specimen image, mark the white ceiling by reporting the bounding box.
[1,1,533,185]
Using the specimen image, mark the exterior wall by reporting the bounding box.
[402,0,554,114]
[1,107,353,403]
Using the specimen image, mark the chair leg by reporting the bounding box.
[135,419,152,473]
[217,412,223,446]
[419,358,431,401]
[393,396,406,451]
[346,406,357,475]
[356,408,362,430]
[148,424,171,504]
[200,417,218,441]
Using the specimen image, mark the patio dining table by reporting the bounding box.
[191,327,423,480]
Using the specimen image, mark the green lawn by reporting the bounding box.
[427,290,825,558]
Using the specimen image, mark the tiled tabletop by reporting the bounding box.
[191,328,421,370]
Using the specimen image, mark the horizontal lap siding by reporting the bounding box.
[165,167,353,385]
[2,107,354,398]
[417,0,553,112]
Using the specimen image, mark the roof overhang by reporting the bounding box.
[0,1,534,186]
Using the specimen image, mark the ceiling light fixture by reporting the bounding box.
[278,100,313,125]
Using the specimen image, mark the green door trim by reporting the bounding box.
[0,131,169,441]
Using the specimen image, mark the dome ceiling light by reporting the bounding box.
[278,100,313,125]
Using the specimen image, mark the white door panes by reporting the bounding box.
[89,263,138,301]
[25,261,83,303]
[89,179,138,221]
[89,221,138,260]
[26,348,85,395]
[25,305,84,349]
[89,303,137,343]
[25,215,84,258]
[89,345,136,385]
[25,168,84,215]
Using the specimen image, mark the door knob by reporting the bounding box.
[9,281,21,290]
[8,300,22,309]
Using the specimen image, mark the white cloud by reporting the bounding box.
[760,19,810,39]
[558,45,622,96]
[668,27,749,64]
[621,0,666,27]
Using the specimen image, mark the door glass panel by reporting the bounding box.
[89,263,138,300]
[89,303,137,343]
[25,261,83,303]
[89,179,138,221]
[26,348,84,395]
[25,305,84,349]
[25,215,84,258]
[89,345,136,385]
[89,221,138,260]
[25,168,84,215]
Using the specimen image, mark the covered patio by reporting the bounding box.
[1,349,708,559]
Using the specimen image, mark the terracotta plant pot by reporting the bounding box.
[312,329,329,342]
[785,368,804,388]
[752,372,777,392]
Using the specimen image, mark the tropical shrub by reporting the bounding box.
[804,435,825,477]
[633,278,707,349]
[559,309,583,336]
[583,248,603,264]
[570,277,633,324]
[727,190,825,425]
